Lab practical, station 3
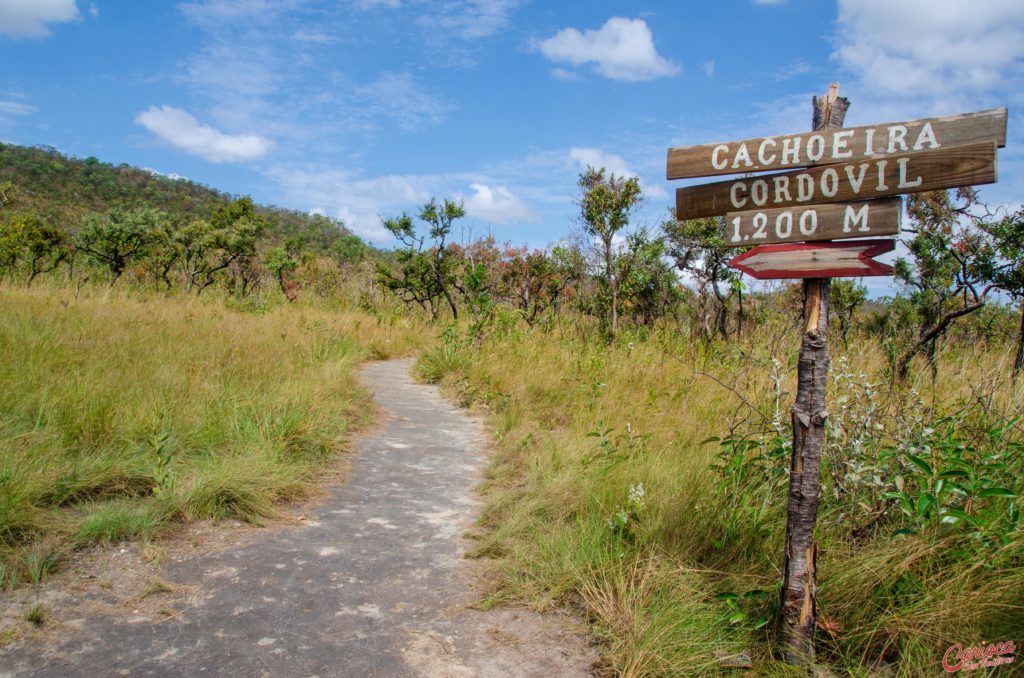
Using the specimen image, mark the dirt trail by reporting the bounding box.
[0,359,594,677]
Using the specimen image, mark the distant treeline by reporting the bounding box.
[0,143,377,303]
[0,143,352,254]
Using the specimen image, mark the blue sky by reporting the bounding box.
[1,0,1022,264]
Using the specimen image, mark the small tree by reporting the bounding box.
[334,233,368,269]
[663,211,744,341]
[75,207,162,285]
[377,198,465,320]
[830,279,867,349]
[497,246,566,327]
[618,227,680,327]
[977,207,1024,374]
[894,189,998,380]
[265,247,299,301]
[577,167,642,343]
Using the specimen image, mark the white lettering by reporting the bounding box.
[832,130,854,159]
[844,204,870,233]
[887,125,908,153]
[775,212,793,239]
[796,174,814,202]
[781,137,802,165]
[807,134,826,162]
[774,175,792,203]
[711,144,730,170]
[876,160,889,191]
[751,179,769,206]
[732,143,753,169]
[846,164,868,193]
[913,122,940,151]
[864,129,877,156]
[799,210,818,236]
[758,138,777,166]
[730,182,748,209]
[820,168,839,198]
[897,158,923,189]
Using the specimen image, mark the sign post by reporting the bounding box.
[775,83,847,665]
[664,84,1006,666]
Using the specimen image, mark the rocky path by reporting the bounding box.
[1,360,594,677]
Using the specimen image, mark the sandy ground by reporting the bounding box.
[0,359,596,677]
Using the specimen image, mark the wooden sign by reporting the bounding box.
[729,239,895,279]
[666,108,1007,180]
[723,198,900,248]
[676,141,996,220]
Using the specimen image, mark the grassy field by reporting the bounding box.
[419,320,1024,676]
[0,284,426,589]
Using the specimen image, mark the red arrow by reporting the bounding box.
[729,239,895,280]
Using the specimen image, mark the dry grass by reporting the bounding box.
[424,317,1024,676]
[0,283,430,588]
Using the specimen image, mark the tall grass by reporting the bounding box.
[0,284,427,588]
[421,319,1024,676]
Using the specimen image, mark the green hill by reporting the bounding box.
[0,143,349,253]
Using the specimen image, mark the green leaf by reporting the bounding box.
[753,617,771,630]
[883,492,913,515]
[907,453,933,476]
[891,527,916,538]
[940,508,979,527]
[716,592,738,601]
[976,487,1016,499]
[728,612,746,625]
[938,468,969,479]
[916,493,936,518]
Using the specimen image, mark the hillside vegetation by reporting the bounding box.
[0,143,350,253]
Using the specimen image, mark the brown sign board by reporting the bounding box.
[723,198,901,248]
[729,239,895,279]
[666,108,1006,180]
[676,141,996,221]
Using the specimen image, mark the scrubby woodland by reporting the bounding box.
[1,143,1022,675]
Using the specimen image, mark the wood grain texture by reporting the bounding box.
[666,108,1006,180]
[778,87,845,667]
[722,198,900,248]
[677,141,997,220]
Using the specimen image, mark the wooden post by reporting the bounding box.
[778,82,849,665]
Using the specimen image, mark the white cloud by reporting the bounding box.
[267,165,432,242]
[537,17,680,81]
[834,0,1024,97]
[135,105,274,163]
[352,0,400,8]
[0,0,79,38]
[424,0,522,41]
[774,61,812,81]
[0,99,35,117]
[568,147,635,178]
[550,67,581,81]
[703,59,715,78]
[461,183,535,223]
[290,28,334,43]
[354,72,452,132]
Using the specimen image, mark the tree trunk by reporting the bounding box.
[1015,303,1024,377]
[780,277,831,664]
[779,83,848,665]
[606,237,617,344]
